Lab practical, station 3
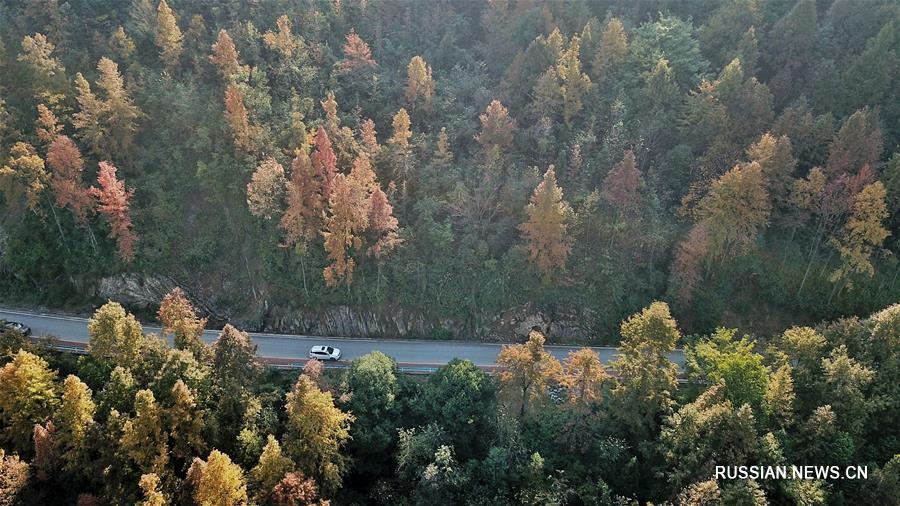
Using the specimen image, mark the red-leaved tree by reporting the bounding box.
[90,162,136,261]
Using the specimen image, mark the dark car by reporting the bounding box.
[0,320,31,336]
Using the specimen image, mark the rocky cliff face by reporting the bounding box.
[97,273,591,342]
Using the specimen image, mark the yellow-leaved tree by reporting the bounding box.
[518,166,573,281]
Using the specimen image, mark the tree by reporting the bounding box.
[405,56,434,109]
[322,155,376,286]
[611,302,680,441]
[0,449,30,506]
[821,345,875,435]
[56,375,95,474]
[211,324,262,388]
[359,119,379,158]
[563,348,608,406]
[283,375,353,494]
[601,150,645,215]
[825,108,883,178]
[97,366,137,419]
[556,35,592,126]
[35,104,61,144]
[109,26,137,62]
[0,142,49,215]
[158,287,208,356]
[765,364,795,428]
[497,330,563,418]
[188,450,248,506]
[696,162,770,264]
[251,435,294,500]
[0,351,59,454]
[47,135,93,224]
[167,379,206,462]
[16,33,66,106]
[388,108,412,151]
[271,471,328,506]
[210,29,243,80]
[421,359,496,460]
[366,186,401,258]
[71,58,141,158]
[120,389,169,477]
[765,0,817,103]
[281,149,324,253]
[434,127,453,166]
[310,127,337,199]
[342,352,398,475]
[155,0,183,70]
[677,479,722,506]
[137,473,167,506]
[830,181,890,287]
[224,85,254,152]
[518,166,573,280]
[263,15,302,59]
[341,29,378,71]
[128,0,156,41]
[90,161,137,261]
[95,58,142,155]
[686,328,768,411]
[32,420,57,482]
[660,383,758,491]
[87,301,145,367]
[592,18,628,84]
[746,132,796,218]
[247,157,287,220]
[341,30,376,71]
[72,72,106,156]
[475,100,515,153]
[630,14,707,90]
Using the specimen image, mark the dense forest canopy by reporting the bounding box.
[1,0,900,504]
[1,0,899,340]
[0,293,898,504]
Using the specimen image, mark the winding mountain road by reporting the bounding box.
[0,307,685,371]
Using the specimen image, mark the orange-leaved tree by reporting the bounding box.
[497,329,563,418]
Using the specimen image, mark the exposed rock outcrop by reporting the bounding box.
[97,273,591,342]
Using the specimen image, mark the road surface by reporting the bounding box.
[0,307,685,370]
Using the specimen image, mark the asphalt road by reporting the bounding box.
[0,307,685,368]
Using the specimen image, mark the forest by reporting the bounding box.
[1,0,899,340]
[0,0,900,503]
[0,293,898,504]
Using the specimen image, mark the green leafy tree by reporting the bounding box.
[660,382,758,491]
[610,302,680,442]
[422,359,497,460]
[341,351,399,477]
[686,328,768,412]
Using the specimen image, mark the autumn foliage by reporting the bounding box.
[224,85,254,152]
[341,30,376,71]
[90,161,137,261]
[519,166,573,279]
[209,29,243,80]
[280,149,325,252]
[47,135,93,224]
[475,100,515,153]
